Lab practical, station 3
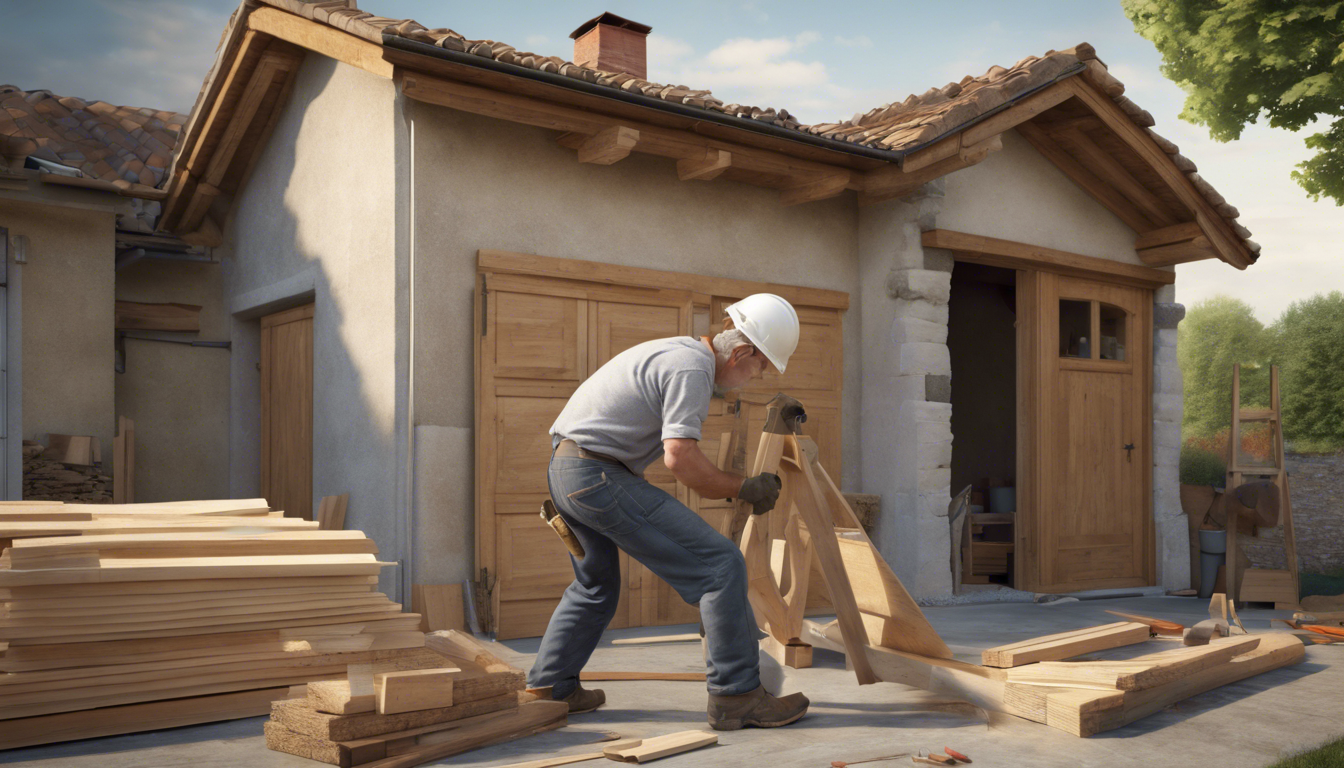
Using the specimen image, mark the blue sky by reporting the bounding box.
[1,0,1339,323]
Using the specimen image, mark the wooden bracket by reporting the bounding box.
[576,126,640,165]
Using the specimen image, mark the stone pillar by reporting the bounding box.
[858,182,954,598]
[1152,290,1188,589]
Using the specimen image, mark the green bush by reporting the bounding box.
[1179,443,1226,486]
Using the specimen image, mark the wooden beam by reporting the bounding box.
[575,126,640,165]
[1137,236,1218,267]
[477,249,850,310]
[247,6,393,78]
[398,73,857,195]
[1004,635,1261,691]
[960,83,1076,147]
[676,148,732,180]
[1060,77,1252,268]
[981,622,1152,668]
[1058,128,1179,227]
[1134,221,1203,250]
[1037,115,1107,135]
[900,135,961,173]
[1014,120,1156,233]
[860,134,1001,205]
[780,171,851,207]
[922,229,1175,288]
[375,668,458,715]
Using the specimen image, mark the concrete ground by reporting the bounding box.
[2,596,1341,768]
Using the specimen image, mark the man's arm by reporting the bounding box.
[662,438,744,499]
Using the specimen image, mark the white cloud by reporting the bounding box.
[522,34,551,51]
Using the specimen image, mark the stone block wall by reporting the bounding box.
[1153,291,1189,589]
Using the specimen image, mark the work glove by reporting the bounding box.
[737,472,782,516]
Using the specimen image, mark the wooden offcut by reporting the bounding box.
[375,668,458,715]
[603,731,718,763]
[981,623,1151,668]
[410,584,465,633]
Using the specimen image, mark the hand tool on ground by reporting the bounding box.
[944,747,972,763]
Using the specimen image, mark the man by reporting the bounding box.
[526,293,811,731]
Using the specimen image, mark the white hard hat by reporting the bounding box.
[724,293,800,373]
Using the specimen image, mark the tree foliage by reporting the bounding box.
[1179,296,1269,436]
[1123,0,1344,204]
[1271,291,1344,444]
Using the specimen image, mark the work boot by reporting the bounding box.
[526,684,606,714]
[707,686,809,730]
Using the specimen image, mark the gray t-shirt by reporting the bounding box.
[550,337,715,474]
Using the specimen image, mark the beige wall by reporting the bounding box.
[115,259,230,501]
[409,102,863,584]
[222,53,405,596]
[938,129,1151,265]
[0,199,115,463]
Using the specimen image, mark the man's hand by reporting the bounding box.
[738,472,782,516]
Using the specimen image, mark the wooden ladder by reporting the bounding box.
[1225,363,1299,607]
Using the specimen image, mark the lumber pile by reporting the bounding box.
[22,440,112,503]
[0,499,425,750]
[266,630,568,767]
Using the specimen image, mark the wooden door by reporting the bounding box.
[477,256,848,639]
[1021,273,1152,592]
[260,304,314,520]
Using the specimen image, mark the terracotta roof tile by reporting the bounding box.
[0,83,186,187]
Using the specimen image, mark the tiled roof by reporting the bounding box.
[0,84,187,187]
[253,0,1255,256]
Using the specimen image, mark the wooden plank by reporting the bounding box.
[1136,236,1217,267]
[272,689,522,742]
[834,537,953,659]
[114,301,202,332]
[1004,635,1261,691]
[1134,221,1203,251]
[309,665,375,715]
[609,633,700,645]
[1102,611,1184,636]
[478,250,849,310]
[376,668,458,714]
[603,731,718,763]
[1014,120,1156,233]
[410,584,465,633]
[0,687,285,751]
[0,554,387,588]
[248,6,393,78]
[982,623,1151,668]
[922,229,1175,288]
[317,494,349,531]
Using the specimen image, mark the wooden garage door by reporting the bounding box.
[476,251,848,639]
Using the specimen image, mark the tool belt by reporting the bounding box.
[553,439,631,472]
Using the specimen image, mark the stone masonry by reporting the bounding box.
[1153,293,1189,589]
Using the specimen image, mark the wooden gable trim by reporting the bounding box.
[248,7,393,79]
[922,229,1175,289]
[1059,78,1252,270]
[477,250,850,310]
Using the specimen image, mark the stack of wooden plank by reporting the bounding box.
[266,630,568,767]
[0,499,425,750]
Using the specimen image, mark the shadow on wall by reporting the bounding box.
[222,53,408,600]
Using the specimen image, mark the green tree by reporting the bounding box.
[1179,296,1269,437]
[1123,0,1344,204]
[1271,291,1344,447]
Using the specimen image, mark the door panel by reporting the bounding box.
[1030,273,1152,592]
[479,263,846,638]
[261,304,314,520]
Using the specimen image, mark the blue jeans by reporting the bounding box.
[527,454,761,698]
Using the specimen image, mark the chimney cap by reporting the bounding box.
[569,12,651,40]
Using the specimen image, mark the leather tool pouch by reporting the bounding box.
[540,498,586,559]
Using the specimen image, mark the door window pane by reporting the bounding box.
[1099,303,1127,361]
[1059,299,1092,358]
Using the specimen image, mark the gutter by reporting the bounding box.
[382,34,1088,167]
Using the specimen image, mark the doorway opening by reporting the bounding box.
[949,261,1017,588]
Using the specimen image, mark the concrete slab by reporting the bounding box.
[1,596,1340,768]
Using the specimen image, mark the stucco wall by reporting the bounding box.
[0,199,115,468]
[222,53,405,596]
[408,102,862,585]
[938,129,1146,265]
[114,260,230,502]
